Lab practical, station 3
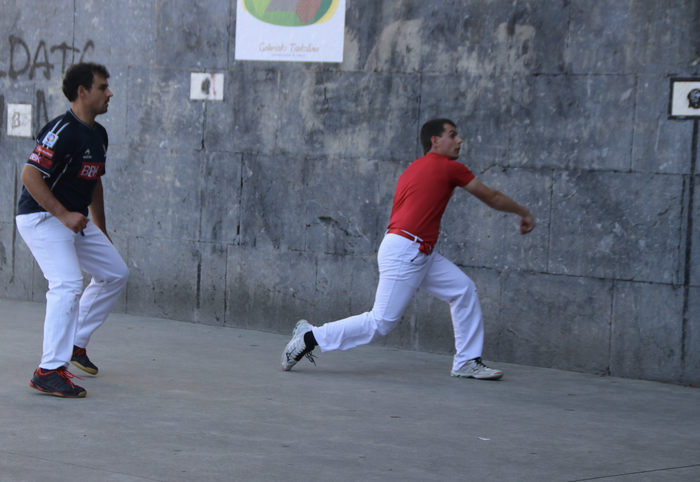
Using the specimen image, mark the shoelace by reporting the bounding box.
[56,368,84,387]
[292,347,317,366]
[303,351,317,366]
[472,357,494,370]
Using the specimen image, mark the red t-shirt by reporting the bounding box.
[387,152,475,246]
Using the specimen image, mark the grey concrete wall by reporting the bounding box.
[0,0,698,385]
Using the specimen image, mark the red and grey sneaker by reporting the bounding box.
[29,367,87,398]
[71,346,98,375]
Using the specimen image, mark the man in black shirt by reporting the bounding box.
[16,62,129,398]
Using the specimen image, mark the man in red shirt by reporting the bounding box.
[282,118,535,379]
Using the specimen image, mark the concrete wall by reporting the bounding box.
[0,0,698,385]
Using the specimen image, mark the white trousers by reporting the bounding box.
[16,213,129,370]
[313,233,484,371]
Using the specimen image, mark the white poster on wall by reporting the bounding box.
[234,0,346,63]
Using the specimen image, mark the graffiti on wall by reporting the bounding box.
[35,90,49,136]
[0,35,95,80]
[1,36,95,141]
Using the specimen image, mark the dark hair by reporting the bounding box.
[420,118,456,154]
[62,62,110,102]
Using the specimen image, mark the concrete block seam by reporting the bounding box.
[460,267,690,289]
[546,168,554,273]
[680,123,699,378]
[606,279,616,376]
[627,74,639,172]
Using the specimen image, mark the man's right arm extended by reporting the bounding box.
[462,178,536,234]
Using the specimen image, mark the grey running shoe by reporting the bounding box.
[281,320,315,371]
[451,357,503,380]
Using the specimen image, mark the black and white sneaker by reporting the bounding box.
[281,320,316,371]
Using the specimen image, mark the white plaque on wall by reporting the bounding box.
[190,73,225,101]
[669,78,700,119]
[7,104,33,138]
[235,0,346,63]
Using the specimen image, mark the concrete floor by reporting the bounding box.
[0,298,698,482]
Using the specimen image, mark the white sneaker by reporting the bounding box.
[451,357,503,380]
[291,319,313,339]
[281,320,315,371]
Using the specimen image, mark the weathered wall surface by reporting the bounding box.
[0,0,698,385]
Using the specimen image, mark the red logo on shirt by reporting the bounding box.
[78,162,104,180]
[29,146,54,169]
[36,146,54,158]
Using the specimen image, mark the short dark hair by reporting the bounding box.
[62,62,110,102]
[420,118,456,154]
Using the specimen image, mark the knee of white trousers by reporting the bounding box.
[450,276,480,312]
[111,262,129,287]
[93,261,129,287]
[458,275,477,297]
[45,279,83,321]
[47,278,84,298]
[373,312,401,337]
[314,312,381,353]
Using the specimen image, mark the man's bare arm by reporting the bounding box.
[20,165,88,233]
[462,178,536,234]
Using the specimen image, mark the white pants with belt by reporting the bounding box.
[16,212,129,370]
[312,233,484,371]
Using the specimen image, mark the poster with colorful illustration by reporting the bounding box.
[235,0,346,62]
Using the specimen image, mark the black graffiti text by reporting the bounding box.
[0,36,95,80]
